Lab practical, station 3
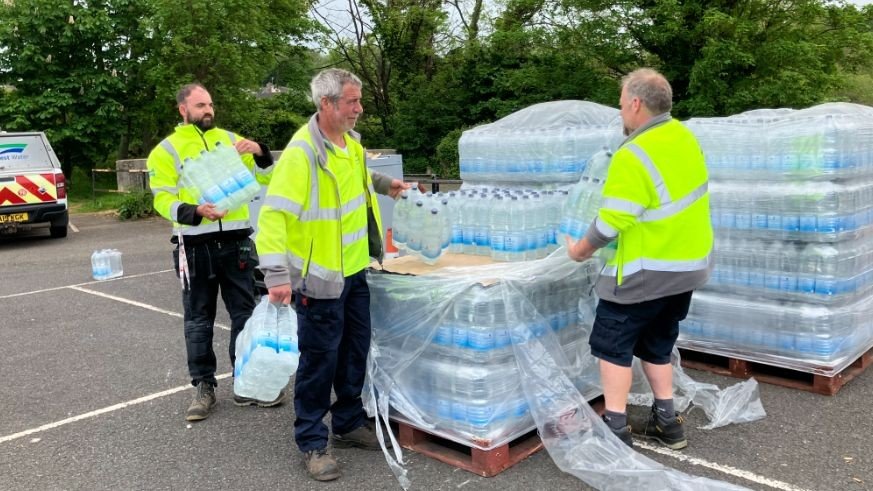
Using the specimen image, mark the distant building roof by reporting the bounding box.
[256,83,290,99]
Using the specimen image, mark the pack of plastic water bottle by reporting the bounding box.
[458,100,621,184]
[233,297,299,402]
[709,180,873,242]
[365,254,603,449]
[685,103,873,181]
[179,142,260,212]
[708,235,873,304]
[392,187,570,264]
[679,291,873,376]
[90,249,123,280]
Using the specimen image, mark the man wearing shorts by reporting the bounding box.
[566,68,713,450]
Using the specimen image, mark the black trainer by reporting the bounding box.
[303,448,341,481]
[637,407,687,450]
[602,415,633,448]
[185,381,216,422]
[333,421,392,450]
[233,387,288,408]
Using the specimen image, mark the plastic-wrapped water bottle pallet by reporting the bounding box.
[392,396,605,477]
[677,346,873,396]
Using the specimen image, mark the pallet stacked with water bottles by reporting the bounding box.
[370,101,618,475]
[367,254,603,475]
[678,103,873,394]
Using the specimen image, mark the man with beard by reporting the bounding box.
[147,83,283,422]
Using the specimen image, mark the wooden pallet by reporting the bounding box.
[396,423,542,477]
[394,396,604,477]
[679,347,873,396]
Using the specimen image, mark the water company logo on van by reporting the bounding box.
[0,143,27,155]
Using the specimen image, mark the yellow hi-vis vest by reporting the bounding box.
[256,115,384,299]
[585,115,713,303]
[147,124,272,236]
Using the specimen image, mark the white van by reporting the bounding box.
[0,131,68,238]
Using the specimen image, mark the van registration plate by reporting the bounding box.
[0,213,28,223]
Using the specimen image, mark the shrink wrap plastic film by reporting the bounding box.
[686,102,873,182]
[685,102,873,374]
[363,252,764,490]
[458,101,623,184]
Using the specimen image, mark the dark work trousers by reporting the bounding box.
[293,269,371,453]
[173,237,256,387]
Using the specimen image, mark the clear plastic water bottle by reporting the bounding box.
[214,161,243,212]
[490,195,509,261]
[407,201,425,254]
[194,150,226,206]
[277,303,300,365]
[421,208,443,265]
[521,195,537,260]
[107,249,123,279]
[449,191,464,253]
[474,194,491,255]
[179,158,205,204]
[439,198,452,251]
[531,193,549,259]
[461,194,477,255]
[91,250,110,280]
[214,143,261,203]
[505,196,525,262]
[215,142,259,204]
[392,192,410,247]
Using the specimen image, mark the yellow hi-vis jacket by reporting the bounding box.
[584,113,713,303]
[146,124,272,241]
[256,115,388,299]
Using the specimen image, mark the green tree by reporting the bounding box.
[315,0,447,142]
[386,6,615,174]
[230,90,313,151]
[146,0,316,142]
[557,0,873,116]
[0,0,130,179]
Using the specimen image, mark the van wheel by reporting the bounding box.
[50,224,68,238]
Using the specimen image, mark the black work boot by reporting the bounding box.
[185,381,216,422]
[637,406,687,450]
[233,387,289,408]
[602,415,633,448]
[332,421,393,450]
[303,448,341,481]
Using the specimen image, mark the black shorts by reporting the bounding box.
[589,291,693,367]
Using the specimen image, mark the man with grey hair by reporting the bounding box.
[566,68,713,449]
[256,68,411,481]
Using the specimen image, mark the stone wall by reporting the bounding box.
[115,159,149,192]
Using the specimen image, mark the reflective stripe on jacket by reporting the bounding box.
[256,114,384,299]
[584,114,713,303]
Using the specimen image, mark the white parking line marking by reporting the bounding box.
[0,373,232,444]
[636,441,812,491]
[69,286,230,331]
[69,223,79,233]
[0,269,174,300]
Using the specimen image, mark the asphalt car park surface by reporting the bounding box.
[1,213,871,490]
